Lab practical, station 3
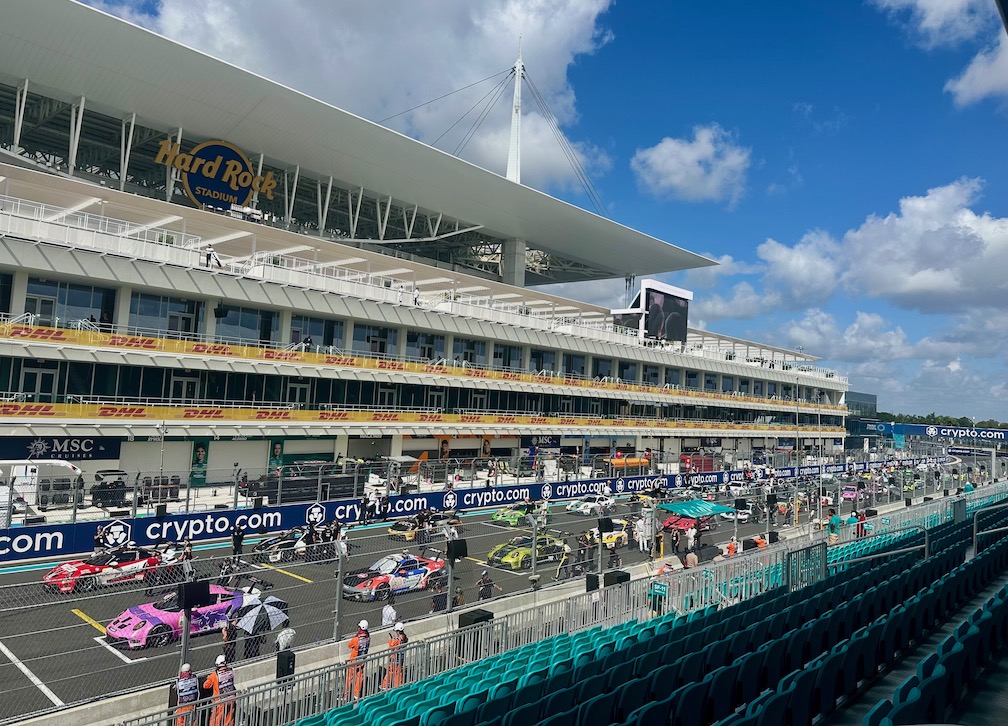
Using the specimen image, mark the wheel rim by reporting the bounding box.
[151,629,171,648]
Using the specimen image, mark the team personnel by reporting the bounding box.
[477,571,502,601]
[174,662,199,726]
[345,620,371,699]
[555,544,574,580]
[230,525,244,558]
[203,654,236,726]
[381,622,408,689]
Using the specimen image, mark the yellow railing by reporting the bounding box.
[0,323,847,414]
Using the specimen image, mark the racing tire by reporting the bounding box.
[76,575,97,593]
[375,584,391,601]
[519,556,531,570]
[147,626,173,649]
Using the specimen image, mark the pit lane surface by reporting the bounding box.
[0,498,771,722]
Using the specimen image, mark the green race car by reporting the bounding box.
[486,534,565,571]
[491,503,551,526]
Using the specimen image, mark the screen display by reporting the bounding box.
[643,289,689,343]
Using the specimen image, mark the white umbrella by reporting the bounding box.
[231,595,289,635]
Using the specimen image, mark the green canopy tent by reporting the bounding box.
[656,500,735,517]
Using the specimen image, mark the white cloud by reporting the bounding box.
[869,0,994,48]
[692,282,776,321]
[630,124,751,205]
[945,33,1008,106]
[681,254,761,289]
[94,0,615,192]
[840,178,1008,312]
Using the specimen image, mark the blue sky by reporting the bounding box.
[96,0,1008,419]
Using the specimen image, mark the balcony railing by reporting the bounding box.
[0,192,847,385]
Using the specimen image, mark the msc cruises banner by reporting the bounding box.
[0,456,946,562]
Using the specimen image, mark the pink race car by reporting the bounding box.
[105,584,249,649]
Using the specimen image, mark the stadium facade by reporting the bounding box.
[0,1,846,484]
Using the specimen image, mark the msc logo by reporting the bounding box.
[306,503,327,526]
[926,426,938,437]
[541,484,553,500]
[442,492,458,511]
[102,520,132,548]
[154,139,277,210]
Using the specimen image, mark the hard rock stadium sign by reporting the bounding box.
[154,139,277,209]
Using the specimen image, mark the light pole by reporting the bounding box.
[794,373,800,528]
[158,421,167,480]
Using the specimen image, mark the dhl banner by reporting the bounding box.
[0,399,847,435]
[0,324,847,414]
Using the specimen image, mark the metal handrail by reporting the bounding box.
[971,501,1008,551]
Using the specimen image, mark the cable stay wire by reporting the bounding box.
[433,70,514,149]
[524,72,609,217]
[378,68,513,124]
[452,73,514,157]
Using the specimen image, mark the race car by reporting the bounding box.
[342,550,447,602]
[386,510,462,542]
[105,584,265,650]
[490,503,551,527]
[661,514,717,534]
[252,525,336,562]
[43,543,182,594]
[486,533,566,570]
[565,493,615,516]
[589,518,632,548]
[719,505,756,523]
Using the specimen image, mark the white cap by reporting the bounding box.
[394,622,405,631]
[215,654,226,666]
[181,663,191,673]
[358,619,369,630]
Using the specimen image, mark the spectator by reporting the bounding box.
[827,508,842,545]
[413,288,420,306]
[856,510,867,538]
[845,510,859,529]
[670,527,681,554]
[685,524,696,554]
[205,245,223,268]
[684,550,699,568]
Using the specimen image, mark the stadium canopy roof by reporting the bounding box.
[0,0,716,285]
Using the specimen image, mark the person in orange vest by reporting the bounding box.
[202,654,236,726]
[381,622,408,689]
[726,536,738,557]
[345,619,371,699]
[174,662,199,726]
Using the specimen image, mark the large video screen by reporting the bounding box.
[643,288,689,343]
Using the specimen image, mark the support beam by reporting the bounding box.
[67,97,85,176]
[403,205,417,238]
[376,195,392,240]
[251,153,265,209]
[119,113,136,192]
[12,79,28,153]
[348,186,363,239]
[316,176,333,234]
[43,197,101,223]
[166,127,182,202]
[199,230,253,247]
[501,238,527,287]
[284,165,300,225]
[121,215,183,237]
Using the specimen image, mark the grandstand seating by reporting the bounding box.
[297,511,1008,726]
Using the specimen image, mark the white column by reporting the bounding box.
[67,97,86,176]
[12,79,29,153]
[501,238,526,287]
[119,113,136,192]
[8,271,28,317]
[114,285,132,330]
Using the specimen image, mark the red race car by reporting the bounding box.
[661,515,717,534]
[43,543,183,594]
[341,549,447,602]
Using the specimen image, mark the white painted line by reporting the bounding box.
[93,636,146,664]
[0,639,64,706]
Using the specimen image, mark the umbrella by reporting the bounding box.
[231,595,289,635]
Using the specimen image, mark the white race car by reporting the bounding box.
[565,493,615,516]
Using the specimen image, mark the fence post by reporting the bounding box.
[332,548,345,640]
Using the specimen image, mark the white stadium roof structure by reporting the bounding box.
[0,0,715,287]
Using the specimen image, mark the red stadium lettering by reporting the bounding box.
[253,411,292,420]
[182,408,225,419]
[108,335,157,349]
[0,403,56,416]
[98,406,147,418]
[323,356,357,366]
[319,411,350,421]
[8,326,69,341]
[191,343,232,355]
